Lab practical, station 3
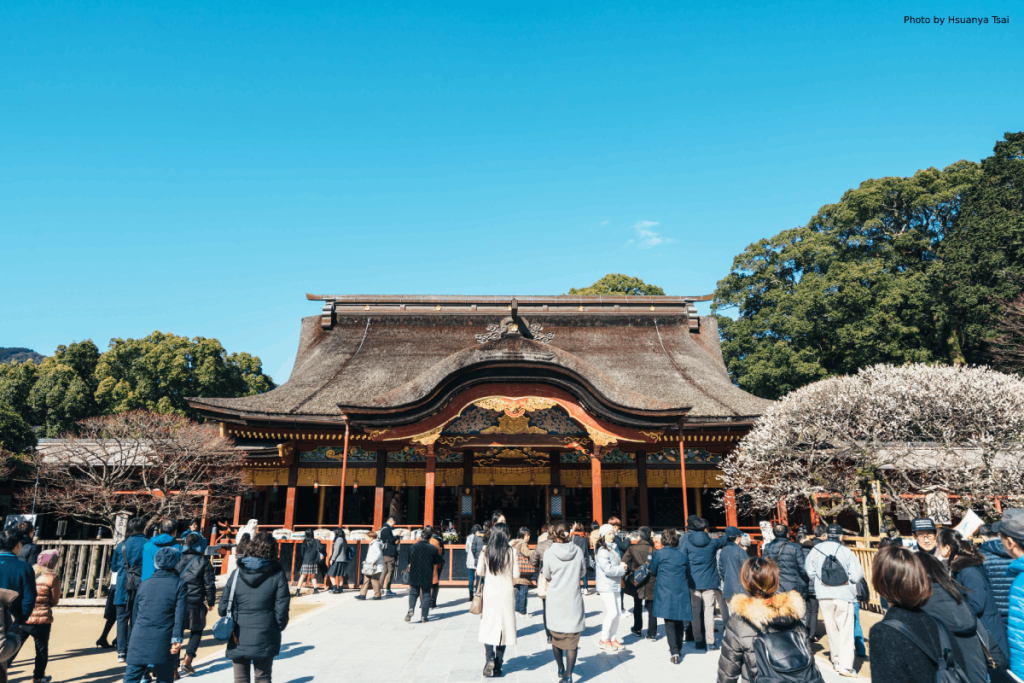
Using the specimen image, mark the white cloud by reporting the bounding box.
[600,220,610,226]
[629,220,673,249]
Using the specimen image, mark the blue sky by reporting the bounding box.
[2,1,1020,383]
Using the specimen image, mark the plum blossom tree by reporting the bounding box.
[28,410,251,530]
[721,364,1024,531]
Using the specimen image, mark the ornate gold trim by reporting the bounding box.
[586,426,618,448]
[409,425,444,445]
[639,430,663,441]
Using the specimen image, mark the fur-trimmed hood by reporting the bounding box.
[729,591,806,630]
[950,552,984,575]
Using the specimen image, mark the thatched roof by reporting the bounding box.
[188,295,771,428]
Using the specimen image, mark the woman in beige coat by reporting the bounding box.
[477,523,519,678]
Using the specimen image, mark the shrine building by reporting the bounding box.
[188,294,772,535]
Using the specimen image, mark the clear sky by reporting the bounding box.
[2,1,1020,383]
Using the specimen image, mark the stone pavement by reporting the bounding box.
[192,588,853,682]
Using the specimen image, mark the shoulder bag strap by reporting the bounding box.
[225,570,240,614]
[878,621,940,665]
[181,555,200,578]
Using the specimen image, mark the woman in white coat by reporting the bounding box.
[594,523,628,652]
[477,523,519,678]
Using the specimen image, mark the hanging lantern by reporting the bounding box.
[663,480,668,489]
[272,482,278,493]
[313,481,319,491]
[353,481,359,491]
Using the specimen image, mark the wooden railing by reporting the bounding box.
[37,539,116,602]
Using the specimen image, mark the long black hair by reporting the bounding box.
[486,524,511,575]
[918,549,966,604]
[335,528,347,543]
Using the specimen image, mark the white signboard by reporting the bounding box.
[759,521,775,543]
[954,510,984,538]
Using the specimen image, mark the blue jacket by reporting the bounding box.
[142,534,180,581]
[180,530,208,554]
[980,539,1013,623]
[111,534,147,606]
[0,550,36,624]
[126,568,187,665]
[1006,555,1024,678]
[681,531,727,591]
[650,545,693,622]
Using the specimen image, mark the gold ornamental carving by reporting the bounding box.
[438,435,470,447]
[474,448,550,466]
[480,413,547,435]
[410,425,444,445]
[639,430,663,442]
[585,426,618,448]
[368,428,389,440]
[473,396,559,416]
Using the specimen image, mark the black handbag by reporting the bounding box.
[632,553,652,587]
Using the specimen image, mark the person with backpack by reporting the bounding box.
[803,523,863,678]
[123,547,187,683]
[511,527,534,616]
[624,526,657,640]
[111,518,147,663]
[870,545,971,683]
[716,556,818,683]
[326,528,349,595]
[174,533,217,676]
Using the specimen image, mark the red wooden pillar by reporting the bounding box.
[424,443,437,527]
[232,494,242,527]
[283,466,298,530]
[777,498,789,526]
[337,423,350,527]
[809,497,821,528]
[725,488,739,527]
[590,443,603,523]
[637,451,649,527]
[679,437,689,522]
[373,448,387,529]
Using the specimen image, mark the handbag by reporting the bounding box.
[470,576,485,615]
[881,617,971,683]
[517,549,536,580]
[212,570,239,642]
[632,553,652,587]
[976,620,1008,669]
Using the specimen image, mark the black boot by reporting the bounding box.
[494,647,505,677]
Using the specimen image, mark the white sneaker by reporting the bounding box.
[836,668,858,678]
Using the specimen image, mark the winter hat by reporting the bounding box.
[36,549,59,569]
[911,517,938,533]
[598,524,616,539]
[992,509,1024,543]
[155,546,181,571]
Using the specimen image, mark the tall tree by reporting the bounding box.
[713,161,980,399]
[94,331,275,419]
[0,360,40,422]
[0,403,35,455]
[568,273,665,296]
[935,132,1024,364]
[27,341,101,437]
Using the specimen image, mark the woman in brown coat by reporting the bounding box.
[624,526,657,639]
[26,549,60,683]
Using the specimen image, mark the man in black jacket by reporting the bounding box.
[717,526,747,626]
[801,525,825,642]
[681,518,727,650]
[15,521,40,567]
[405,526,441,623]
[761,524,809,596]
[379,517,399,597]
[174,533,217,675]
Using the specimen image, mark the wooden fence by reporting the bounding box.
[37,539,115,602]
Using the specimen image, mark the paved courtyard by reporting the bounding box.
[191,588,852,682]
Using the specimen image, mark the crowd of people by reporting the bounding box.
[6,505,1024,683]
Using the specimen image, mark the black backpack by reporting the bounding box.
[121,540,142,594]
[813,545,849,587]
[881,617,971,683]
[752,630,825,682]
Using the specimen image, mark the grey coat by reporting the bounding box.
[542,542,586,634]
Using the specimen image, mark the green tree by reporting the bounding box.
[94,331,275,419]
[935,132,1024,365]
[0,360,40,423]
[713,161,980,399]
[27,341,101,436]
[568,273,665,296]
[0,403,36,454]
